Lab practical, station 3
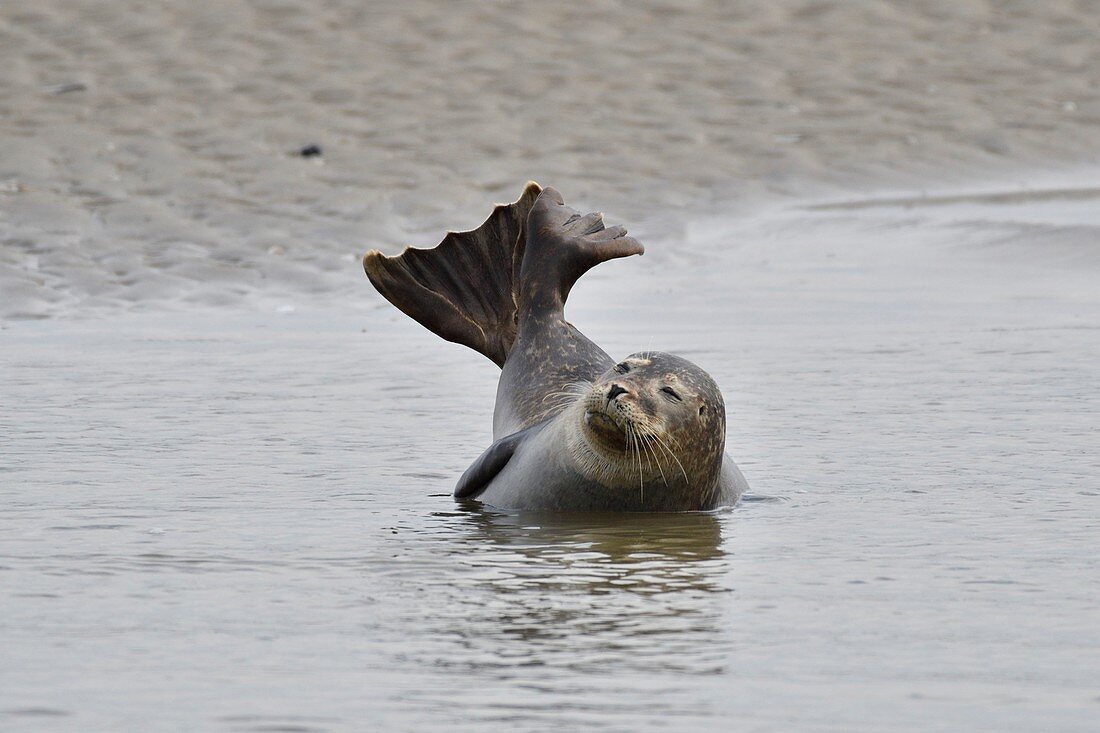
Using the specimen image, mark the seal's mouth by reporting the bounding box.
[584,408,630,451]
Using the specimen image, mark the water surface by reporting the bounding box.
[3,184,1099,731]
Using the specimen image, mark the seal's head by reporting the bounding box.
[576,352,726,506]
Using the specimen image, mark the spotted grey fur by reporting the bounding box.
[364,183,748,511]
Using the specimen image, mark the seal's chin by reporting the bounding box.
[583,409,630,452]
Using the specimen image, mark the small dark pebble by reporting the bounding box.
[298,144,323,158]
[44,82,87,95]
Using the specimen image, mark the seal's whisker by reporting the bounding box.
[638,431,651,499]
[540,382,595,414]
[636,424,671,485]
[627,423,644,502]
[640,432,668,487]
[540,381,591,405]
[648,429,690,484]
[662,432,686,454]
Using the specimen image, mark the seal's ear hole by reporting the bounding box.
[699,405,706,416]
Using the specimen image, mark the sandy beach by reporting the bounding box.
[1,0,1099,317]
[2,2,1099,732]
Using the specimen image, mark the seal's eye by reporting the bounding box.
[660,386,682,401]
[614,362,631,374]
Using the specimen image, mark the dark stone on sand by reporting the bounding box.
[43,82,87,95]
[298,144,323,158]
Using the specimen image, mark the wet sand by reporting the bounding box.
[2,1,1100,732]
[2,0,1100,317]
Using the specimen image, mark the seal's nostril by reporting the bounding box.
[607,384,627,401]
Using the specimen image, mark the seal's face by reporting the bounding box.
[580,352,726,499]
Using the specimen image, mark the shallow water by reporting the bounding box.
[3,182,1099,731]
[4,1,1099,727]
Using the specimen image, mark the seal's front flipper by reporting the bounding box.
[364,182,542,368]
[454,423,544,499]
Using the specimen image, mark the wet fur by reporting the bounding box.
[366,184,748,511]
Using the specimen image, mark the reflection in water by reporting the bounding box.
[398,508,736,726]
[452,503,727,571]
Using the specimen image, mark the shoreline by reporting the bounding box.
[2,164,1097,321]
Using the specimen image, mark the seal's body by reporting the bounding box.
[365,183,748,511]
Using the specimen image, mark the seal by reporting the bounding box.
[364,183,748,511]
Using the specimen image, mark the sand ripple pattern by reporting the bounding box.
[1,0,1099,317]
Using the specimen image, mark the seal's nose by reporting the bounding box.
[606,384,628,402]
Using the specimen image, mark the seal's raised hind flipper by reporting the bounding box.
[517,187,645,319]
[364,182,543,367]
[365,183,643,369]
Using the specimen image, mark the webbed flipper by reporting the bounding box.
[454,423,545,499]
[364,182,542,367]
[364,183,643,368]
[518,187,645,315]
